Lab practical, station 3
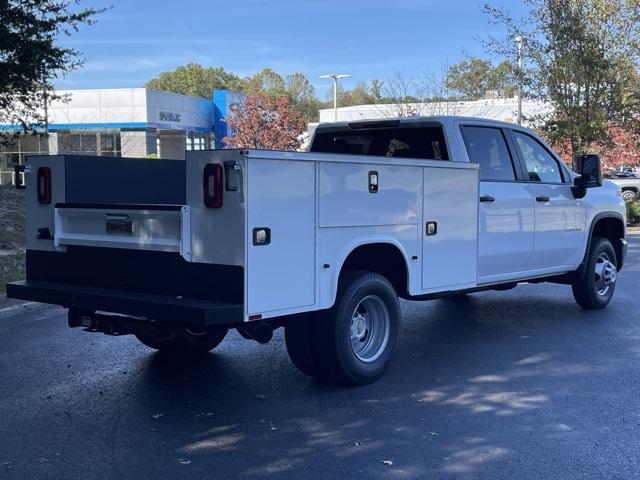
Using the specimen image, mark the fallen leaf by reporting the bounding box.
[382,460,393,466]
[151,413,164,419]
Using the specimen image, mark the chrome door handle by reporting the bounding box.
[536,196,550,202]
[479,195,495,203]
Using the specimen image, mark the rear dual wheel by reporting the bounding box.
[285,271,400,385]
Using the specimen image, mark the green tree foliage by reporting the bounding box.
[145,63,245,98]
[285,72,321,122]
[370,79,384,103]
[342,82,376,106]
[285,72,315,102]
[324,81,379,108]
[446,58,516,100]
[0,0,104,131]
[247,68,285,96]
[484,0,640,154]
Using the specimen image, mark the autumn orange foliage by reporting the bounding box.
[223,94,307,151]
[551,125,640,170]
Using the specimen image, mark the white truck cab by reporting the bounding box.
[7,116,627,385]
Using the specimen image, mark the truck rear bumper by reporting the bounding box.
[6,280,243,327]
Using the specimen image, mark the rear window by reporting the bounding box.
[310,126,449,160]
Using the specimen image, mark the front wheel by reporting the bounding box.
[572,237,618,310]
[311,271,401,385]
[136,327,228,355]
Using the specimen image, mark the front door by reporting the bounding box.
[460,126,535,280]
[510,131,583,269]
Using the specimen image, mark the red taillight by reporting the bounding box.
[203,163,223,208]
[37,167,51,204]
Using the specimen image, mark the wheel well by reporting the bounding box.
[621,187,638,193]
[340,243,409,298]
[592,217,625,268]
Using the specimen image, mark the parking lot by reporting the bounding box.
[0,235,638,479]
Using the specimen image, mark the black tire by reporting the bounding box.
[284,314,324,378]
[312,271,401,385]
[136,327,228,355]
[572,237,618,310]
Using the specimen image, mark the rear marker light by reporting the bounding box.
[203,164,223,208]
[37,167,51,204]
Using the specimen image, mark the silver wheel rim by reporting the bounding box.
[350,295,390,363]
[594,252,617,297]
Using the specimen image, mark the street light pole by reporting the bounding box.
[515,36,524,126]
[320,74,351,122]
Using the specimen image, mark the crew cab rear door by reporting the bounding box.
[460,125,535,280]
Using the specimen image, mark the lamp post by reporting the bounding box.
[320,74,351,122]
[515,36,524,125]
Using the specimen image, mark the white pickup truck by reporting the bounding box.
[7,117,628,385]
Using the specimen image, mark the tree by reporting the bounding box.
[285,72,321,122]
[379,68,463,117]
[484,0,640,155]
[1,0,104,132]
[370,79,384,103]
[341,82,376,107]
[247,68,285,96]
[446,58,516,99]
[223,94,307,150]
[285,72,315,102]
[145,63,245,98]
[596,126,640,169]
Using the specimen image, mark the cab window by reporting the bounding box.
[311,126,449,160]
[461,126,516,181]
[512,131,564,183]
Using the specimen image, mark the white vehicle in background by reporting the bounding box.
[605,170,640,203]
[7,117,627,385]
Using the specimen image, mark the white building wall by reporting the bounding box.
[48,88,148,126]
[318,98,551,126]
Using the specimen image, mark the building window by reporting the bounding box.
[57,130,121,157]
[99,132,122,156]
[0,133,47,170]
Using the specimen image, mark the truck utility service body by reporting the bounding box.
[8,117,628,384]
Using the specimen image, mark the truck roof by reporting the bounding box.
[315,115,532,133]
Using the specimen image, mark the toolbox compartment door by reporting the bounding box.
[422,166,479,292]
[246,157,316,315]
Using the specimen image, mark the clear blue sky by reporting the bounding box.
[57,0,529,98]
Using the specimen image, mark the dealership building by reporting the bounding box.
[0,88,243,184]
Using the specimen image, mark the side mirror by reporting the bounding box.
[573,154,603,188]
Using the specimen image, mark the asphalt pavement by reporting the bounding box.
[1,236,639,480]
